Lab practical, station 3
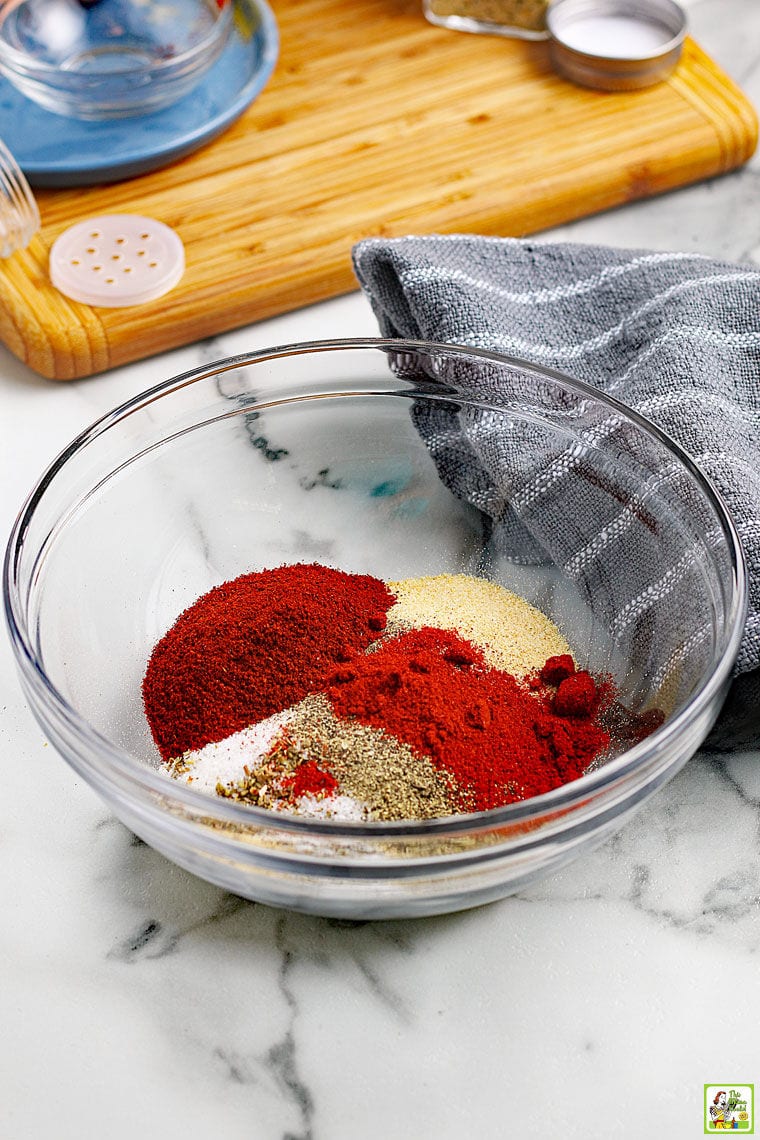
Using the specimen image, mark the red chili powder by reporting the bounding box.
[327,627,611,812]
[540,654,576,686]
[552,671,599,718]
[142,563,395,760]
[284,761,339,799]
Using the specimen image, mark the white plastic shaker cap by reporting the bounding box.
[49,214,185,306]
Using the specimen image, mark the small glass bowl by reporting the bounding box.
[0,137,40,256]
[0,0,233,120]
[3,341,746,918]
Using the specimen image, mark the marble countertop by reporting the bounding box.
[2,3,759,1136]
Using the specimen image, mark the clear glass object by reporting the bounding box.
[0,137,40,257]
[423,0,550,40]
[0,0,233,119]
[3,341,746,918]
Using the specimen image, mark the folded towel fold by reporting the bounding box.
[352,235,760,749]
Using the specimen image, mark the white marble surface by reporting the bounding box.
[2,2,760,1136]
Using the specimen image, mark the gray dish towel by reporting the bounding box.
[352,235,760,750]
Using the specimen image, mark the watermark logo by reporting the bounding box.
[704,1086,754,1133]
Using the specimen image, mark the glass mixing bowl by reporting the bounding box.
[3,340,746,918]
[0,0,233,119]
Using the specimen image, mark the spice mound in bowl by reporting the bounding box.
[4,340,745,918]
[144,563,656,822]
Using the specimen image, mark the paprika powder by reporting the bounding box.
[326,626,610,812]
[142,563,394,760]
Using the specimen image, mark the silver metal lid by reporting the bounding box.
[546,0,688,91]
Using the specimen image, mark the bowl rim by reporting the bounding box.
[0,0,233,81]
[3,337,748,838]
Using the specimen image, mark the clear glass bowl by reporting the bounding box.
[3,340,746,918]
[0,0,233,120]
[0,137,40,256]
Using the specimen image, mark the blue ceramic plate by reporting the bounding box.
[0,0,278,188]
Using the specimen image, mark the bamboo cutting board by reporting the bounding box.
[1,0,757,380]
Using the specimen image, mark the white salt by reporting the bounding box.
[166,710,369,820]
[559,16,670,58]
[281,793,368,821]
[170,711,288,794]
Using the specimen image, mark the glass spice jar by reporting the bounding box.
[423,0,550,39]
